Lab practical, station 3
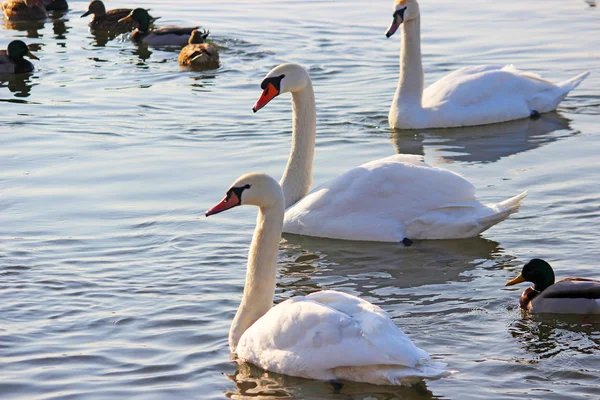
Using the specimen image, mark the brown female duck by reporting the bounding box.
[178,29,219,70]
[81,1,158,33]
[2,0,47,21]
[506,259,600,314]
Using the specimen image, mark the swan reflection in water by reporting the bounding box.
[277,234,504,300]
[225,361,439,400]
[391,112,573,164]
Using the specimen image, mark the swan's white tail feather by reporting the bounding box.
[478,191,527,230]
[332,361,450,386]
[558,71,590,93]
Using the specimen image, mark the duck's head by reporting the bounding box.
[385,0,420,38]
[81,0,106,18]
[189,29,210,45]
[119,8,150,30]
[252,63,310,112]
[7,40,39,61]
[505,259,556,292]
[206,173,283,216]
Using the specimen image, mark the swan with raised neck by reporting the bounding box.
[385,0,590,129]
[205,172,284,349]
[205,172,449,384]
[252,63,315,209]
[251,62,527,242]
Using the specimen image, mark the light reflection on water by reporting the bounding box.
[1,0,599,399]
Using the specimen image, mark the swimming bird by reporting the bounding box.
[385,0,590,129]
[505,259,600,314]
[2,0,47,21]
[252,63,527,243]
[0,40,38,73]
[81,1,158,33]
[178,29,219,70]
[205,172,450,385]
[119,8,197,46]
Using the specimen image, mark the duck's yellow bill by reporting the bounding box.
[118,15,134,23]
[27,51,39,60]
[505,273,526,286]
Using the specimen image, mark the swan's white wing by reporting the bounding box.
[418,65,579,127]
[424,65,557,108]
[236,290,436,381]
[283,154,485,242]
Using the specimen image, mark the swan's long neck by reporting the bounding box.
[393,16,424,110]
[229,202,284,351]
[280,81,316,209]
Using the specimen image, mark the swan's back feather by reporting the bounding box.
[394,65,590,129]
[283,155,521,241]
[236,290,448,383]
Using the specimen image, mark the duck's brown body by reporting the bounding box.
[178,30,219,70]
[90,8,136,31]
[2,0,47,21]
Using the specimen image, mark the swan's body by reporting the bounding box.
[284,154,526,242]
[205,172,449,385]
[252,63,526,242]
[386,0,590,130]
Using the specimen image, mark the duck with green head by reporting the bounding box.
[0,40,39,73]
[119,8,197,46]
[505,259,600,314]
[2,0,48,21]
[81,1,158,33]
[178,29,219,70]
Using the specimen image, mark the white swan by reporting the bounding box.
[205,172,450,385]
[252,63,527,242]
[385,0,590,130]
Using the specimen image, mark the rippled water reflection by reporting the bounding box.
[1,0,599,399]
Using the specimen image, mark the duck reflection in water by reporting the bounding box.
[225,361,438,400]
[391,112,572,164]
[1,73,35,97]
[4,19,45,38]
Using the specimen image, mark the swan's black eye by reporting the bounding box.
[244,184,251,189]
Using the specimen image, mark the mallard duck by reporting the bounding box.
[0,40,38,73]
[81,1,158,33]
[44,0,66,12]
[505,259,600,314]
[119,8,197,46]
[178,29,219,70]
[2,0,47,21]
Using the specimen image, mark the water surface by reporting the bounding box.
[1,0,600,399]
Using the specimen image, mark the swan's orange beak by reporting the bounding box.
[252,83,279,113]
[206,192,240,217]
